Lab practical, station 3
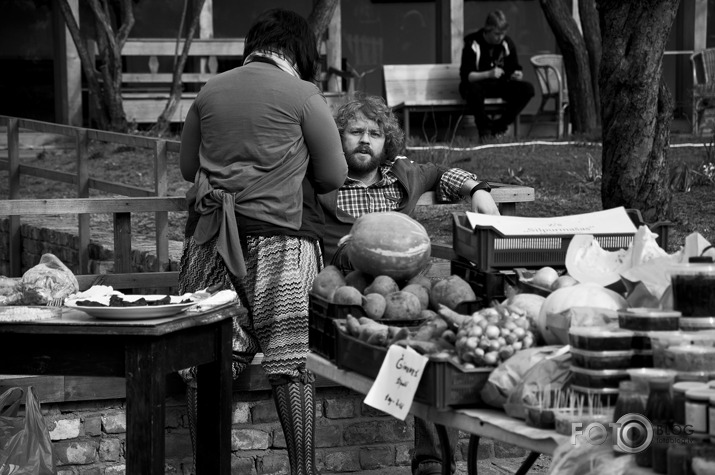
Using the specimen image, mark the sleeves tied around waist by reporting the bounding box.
[191,169,247,278]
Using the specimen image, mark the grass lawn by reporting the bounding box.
[407,134,715,254]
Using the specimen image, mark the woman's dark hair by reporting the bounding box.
[334,94,405,162]
[244,8,319,81]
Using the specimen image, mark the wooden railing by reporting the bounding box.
[1,115,535,279]
[0,115,182,276]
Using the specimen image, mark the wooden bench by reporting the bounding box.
[382,63,520,140]
[116,38,246,124]
[116,38,343,124]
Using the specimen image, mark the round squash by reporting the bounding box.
[342,212,431,281]
[536,283,627,345]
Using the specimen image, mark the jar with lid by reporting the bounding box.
[673,381,707,425]
[709,393,715,443]
[613,380,647,457]
[685,388,712,435]
[670,258,715,317]
[637,379,673,469]
[614,380,647,422]
[667,442,690,475]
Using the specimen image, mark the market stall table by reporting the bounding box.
[0,303,242,475]
[307,352,570,475]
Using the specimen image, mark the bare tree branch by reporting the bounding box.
[150,0,207,136]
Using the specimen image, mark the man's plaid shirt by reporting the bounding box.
[337,157,477,218]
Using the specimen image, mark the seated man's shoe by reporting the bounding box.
[414,462,444,475]
[491,123,509,137]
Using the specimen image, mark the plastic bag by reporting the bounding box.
[502,347,572,420]
[0,387,55,475]
[20,253,79,305]
[548,436,643,475]
[480,345,566,410]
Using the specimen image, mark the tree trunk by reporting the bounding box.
[308,0,339,43]
[58,0,134,132]
[539,0,598,135]
[56,0,107,129]
[150,0,206,137]
[598,0,679,222]
[578,0,601,125]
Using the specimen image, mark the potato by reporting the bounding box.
[345,270,372,294]
[364,275,400,297]
[429,275,477,311]
[401,283,430,310]
[407,274,433,292]
[332,285,363,305]
[312,266,346,301]
[383,291,422,320]
[362,293,387,319]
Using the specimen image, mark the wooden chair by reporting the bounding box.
[528,54,569,139]
[690,48,715,136]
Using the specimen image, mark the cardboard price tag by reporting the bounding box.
[364,345,428,420]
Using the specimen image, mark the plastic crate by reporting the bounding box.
[452,212,635,271]
[309,294,427,361]
[309,293,366,361]
[450,258,516,304]
[334,321,492,410]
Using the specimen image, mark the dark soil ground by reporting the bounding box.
[3,131,715,256]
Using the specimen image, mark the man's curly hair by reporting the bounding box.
[334,93,405,162]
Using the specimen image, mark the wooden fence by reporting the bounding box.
[0,115,182,276]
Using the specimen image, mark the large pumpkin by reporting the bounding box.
[342,212,431,281]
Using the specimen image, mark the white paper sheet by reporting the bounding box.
[466,206,637,236]
[364,345,428,420]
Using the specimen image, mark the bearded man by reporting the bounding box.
[319,93,499,265]
[318,93,499,475]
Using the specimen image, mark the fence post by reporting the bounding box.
[76,129,90,273]
[154,139,169,271]
[7,118,21,276]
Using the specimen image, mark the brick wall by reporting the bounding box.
[44,387,532,475]
[0,219,179,276]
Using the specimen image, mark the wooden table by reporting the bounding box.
[0,303,244,475]
[307,353,570,475]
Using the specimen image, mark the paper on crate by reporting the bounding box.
[465,206,637,236]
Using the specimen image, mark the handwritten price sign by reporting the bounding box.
[364,345,428,420]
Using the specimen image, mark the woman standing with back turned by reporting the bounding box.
[178,8,348,474]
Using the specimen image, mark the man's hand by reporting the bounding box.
[491,67,505,79]
[470,190,500,215]
[510,70,523,80]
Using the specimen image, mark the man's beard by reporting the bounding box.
[346,145,383,174]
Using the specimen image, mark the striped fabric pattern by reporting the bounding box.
[228,235,320,380]
[178,233,321,383]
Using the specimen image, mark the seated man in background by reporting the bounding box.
[319,93,500,475]
[459,9,534,140]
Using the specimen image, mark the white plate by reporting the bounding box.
[64,295,197,320]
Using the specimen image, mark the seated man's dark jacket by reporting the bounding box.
[318,158,448,263]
